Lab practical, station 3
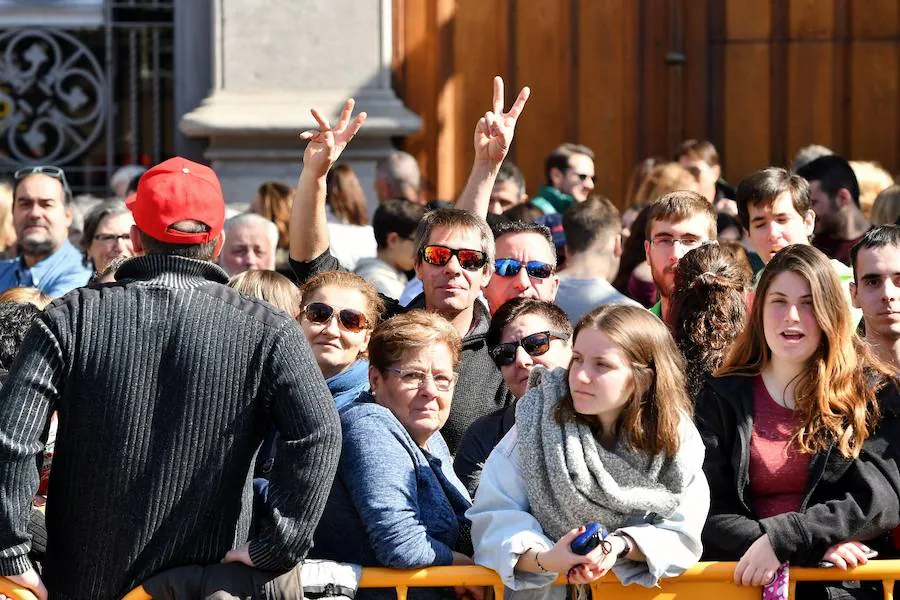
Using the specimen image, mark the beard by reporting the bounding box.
[19,234,56,257]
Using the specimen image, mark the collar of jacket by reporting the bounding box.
[406,293,491,344]
[116,255,230,288]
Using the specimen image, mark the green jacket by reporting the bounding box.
[530,185,575,215]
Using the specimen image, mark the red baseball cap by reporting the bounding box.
[127,157,225,244]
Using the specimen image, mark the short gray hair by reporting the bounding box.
[224,213,279,252]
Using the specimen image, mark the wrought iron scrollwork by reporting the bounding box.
[0,28,106,166]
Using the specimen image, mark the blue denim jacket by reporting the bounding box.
[311,394,471,571]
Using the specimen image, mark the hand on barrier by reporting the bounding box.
[299,99,367,180]
[0,568,47,600]
[735,533,781,587]
[451,551,487,600]
[221,542,255,568]
[472,76,530,165]
[568,534,626,585]
[821,541,875,570]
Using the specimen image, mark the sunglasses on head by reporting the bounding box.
[494,258,555,279]
[302,302,369,332]
[14,165,72,199]
[490,330,570,367]
[420,245,487,271]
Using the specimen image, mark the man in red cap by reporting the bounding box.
[0,157,341,599]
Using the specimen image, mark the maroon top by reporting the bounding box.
[813,232,867,266]
[626,271,658,308]
[749,376,811,518]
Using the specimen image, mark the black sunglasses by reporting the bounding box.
[490,331,570,367]
[494,258,555,279]
[14,165,72,201]
[567,169,594,183]
[302,302,369,332]
[420,245,488,271]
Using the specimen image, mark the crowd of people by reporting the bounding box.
[0,77,898,600]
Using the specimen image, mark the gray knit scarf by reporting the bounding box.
[515,367,692,541]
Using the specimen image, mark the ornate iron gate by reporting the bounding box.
[0,1,174,197]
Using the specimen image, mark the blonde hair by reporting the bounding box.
[871,185,900,226]
[228,270,302,318]
[299,271,384,331]
[0,181,15,253]
[556,304,691,457]
[632,162,701,209]
[717,244,882,458]
[368,309,462,371]
[850,161,895,219]
[0,287,53,309]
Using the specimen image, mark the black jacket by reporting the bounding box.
[291,251,512,453]
[695,373,900,566]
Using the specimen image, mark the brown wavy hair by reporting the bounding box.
[555,304,691,457]
[326,163,369,226]
[255,182,294,250]
[669,243,751,401]
[717,244,883,458]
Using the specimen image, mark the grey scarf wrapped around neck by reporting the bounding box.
[515,367,693,541]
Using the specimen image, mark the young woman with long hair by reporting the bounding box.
[469,304,708,599]
[697,244,900,600]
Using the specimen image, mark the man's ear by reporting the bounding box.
[385,231,400,249]
[129,225,143,255]
[549,167,564,188]
[836,188,854,209]
[849,281,860,309]
[212,231,226,259]
[614,234,623,258]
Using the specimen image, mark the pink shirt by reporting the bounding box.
[749,376,811,518]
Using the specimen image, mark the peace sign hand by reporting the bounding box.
[299,99,367,179]
[474,76,530,163]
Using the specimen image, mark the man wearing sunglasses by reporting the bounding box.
[0,157,341,599]
[290,80,533,451]
[643,191,718,322]
[0,166,92,297]
[529,143,596,215]
[482,220,560,315]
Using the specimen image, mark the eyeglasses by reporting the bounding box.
[14,165,71,197]
[383,367,457,392]
[490,331,570,367]
[494,258,555,279]
[567,169,594,183]
[420,245,487,271]
[649,236,706,251]
[93,233,131,244]
[302,302,369,332]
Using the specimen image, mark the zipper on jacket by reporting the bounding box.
[798,445,832,511]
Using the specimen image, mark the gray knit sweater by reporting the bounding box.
[0,255,342,600]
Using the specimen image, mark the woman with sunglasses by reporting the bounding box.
[455,298,572,497]
[469,304,708,599]
[311,311,480,600]
[697,245,900,599]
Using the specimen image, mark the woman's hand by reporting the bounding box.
[567,535,627,584]
[221,543,255,567]
[1,569,47,600]
[734,534,781,586]
[821,541,873,570]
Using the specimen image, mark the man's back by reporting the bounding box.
[0,255,340,599]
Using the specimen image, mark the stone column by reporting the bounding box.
[179,0,421,211]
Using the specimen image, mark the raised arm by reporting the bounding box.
[455,77,530,217]
[289,100,367,264]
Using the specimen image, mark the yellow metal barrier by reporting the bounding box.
[5,561,900,599]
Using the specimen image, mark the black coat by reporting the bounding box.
[695,373,900,566]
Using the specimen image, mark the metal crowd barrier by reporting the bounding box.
[2,561,899,599]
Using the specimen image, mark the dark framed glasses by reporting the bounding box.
[490,330,570,367]
[420,245,488,271]
[302,302,369,332]
[494,258,555,279]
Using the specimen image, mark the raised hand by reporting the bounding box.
[473,76,530,163]
[299,99,367,179]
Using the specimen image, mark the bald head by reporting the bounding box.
[375,151,422,204]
